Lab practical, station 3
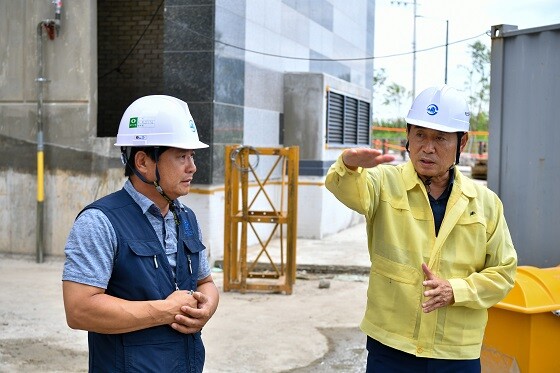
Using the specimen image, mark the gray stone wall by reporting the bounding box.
[97,0,165,137]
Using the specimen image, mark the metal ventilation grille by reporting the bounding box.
[326,91,370,145]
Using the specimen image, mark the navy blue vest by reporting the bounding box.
[82,189,206,373]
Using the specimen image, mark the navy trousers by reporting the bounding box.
[366,337,481,373]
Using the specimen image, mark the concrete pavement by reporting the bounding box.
[0,165,492,372]
[0,222,372,373]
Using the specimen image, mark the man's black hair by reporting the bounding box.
[124,146,169,177]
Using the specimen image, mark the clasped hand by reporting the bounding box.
[168,290,212,334]
[421,263,455,313]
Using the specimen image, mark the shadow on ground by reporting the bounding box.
[283,327,367,372]
[0,338,87,373]
[0,330,366,373]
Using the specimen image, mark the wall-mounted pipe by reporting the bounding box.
[54,0,62,36]
[36,1,62,263]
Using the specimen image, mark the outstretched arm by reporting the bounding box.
[325,148,395,216]
[341,148,395,170]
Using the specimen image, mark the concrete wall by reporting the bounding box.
[0,0,373,262]
[0,0,125,258]
[284,72,372,161]
[283,72,369,238]
[297,179,364,239]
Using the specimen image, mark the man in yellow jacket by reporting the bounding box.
[326,85,517,372]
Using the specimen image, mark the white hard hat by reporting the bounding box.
[406,85,470,133]
[115,95,209,149]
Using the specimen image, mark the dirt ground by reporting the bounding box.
[0,256,89,373]
[0,255,369,373]
[0,254,523,373]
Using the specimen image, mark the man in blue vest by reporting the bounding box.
[62,95,219,372]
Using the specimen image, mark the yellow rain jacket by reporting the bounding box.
[325,156,517,359]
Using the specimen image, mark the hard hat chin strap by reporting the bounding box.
[455,132,464,165]
[152,179,180,226]
[122,147,180,225]
[150,148,180,225]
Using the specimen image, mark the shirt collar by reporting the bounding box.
[403,161,421,191]
[124,179,155,215]
[124,179,182,215]
[453,167,477,198]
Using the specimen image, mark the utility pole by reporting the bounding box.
[416,14,450,85]
[445,19,449,84]
[412,0,417,98]
[390,0,418,99]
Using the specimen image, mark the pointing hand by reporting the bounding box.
[342,148,395,170]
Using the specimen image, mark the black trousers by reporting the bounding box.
[366,337,481,373]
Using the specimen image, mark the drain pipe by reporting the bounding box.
[35,0,62,263]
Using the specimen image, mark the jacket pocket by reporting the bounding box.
[127,240,162,276]
[441,213,487,276]
[183,237,205,254]
[127,240,161,256]
[441,306,487,346]
[122,328,191,373]
[123,330,204,373]
[122,240,170,298]
[368,254,422,339]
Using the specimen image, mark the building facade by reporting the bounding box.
[0,0,375,262]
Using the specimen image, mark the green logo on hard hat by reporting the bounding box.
[189,119,196,132]
[129,117,138,128]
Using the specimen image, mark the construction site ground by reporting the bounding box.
[0,223,371,373]
[0,168,506,373]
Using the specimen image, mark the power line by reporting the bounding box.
[99,0,487,78]
[213,32,487,61]
[372,33,487,60]
[178,14,488,62]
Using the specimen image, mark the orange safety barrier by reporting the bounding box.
[385,143,405,151]
[372,127,489,160]
[372,126,406,132]
[372,126,489,137]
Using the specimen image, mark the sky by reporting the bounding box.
[372,0,560,119]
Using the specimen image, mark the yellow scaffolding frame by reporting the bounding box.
[223,145,299,294]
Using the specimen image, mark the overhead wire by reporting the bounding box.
[171,15,488,61]
[99,0,488,79]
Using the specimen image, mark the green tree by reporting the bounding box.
[383,83,409,118]
[373,67,387,89]
[462,41,490,132]
[373,68,388,111]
